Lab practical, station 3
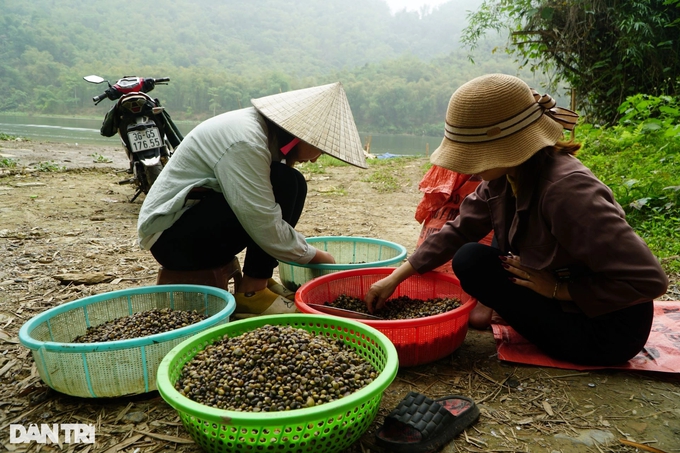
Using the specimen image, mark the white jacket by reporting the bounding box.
[136,107,316,264]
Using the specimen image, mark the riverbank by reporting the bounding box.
[0,113,440,155]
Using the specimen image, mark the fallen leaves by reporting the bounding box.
[52,272,116,285]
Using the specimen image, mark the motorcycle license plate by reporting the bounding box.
[128,127,162,152]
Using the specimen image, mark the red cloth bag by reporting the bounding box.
[415,166,493,274]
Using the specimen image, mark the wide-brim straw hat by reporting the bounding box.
[431,74,578,175]
[251,82,367,168]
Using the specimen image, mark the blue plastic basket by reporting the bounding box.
[19,285,235,398]
[278,236,407,291]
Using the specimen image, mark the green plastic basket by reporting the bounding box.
[157,314,399,453]
[278,236,407,291]
[18,285,235,398]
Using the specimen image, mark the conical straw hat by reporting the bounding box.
[251,82,367,168]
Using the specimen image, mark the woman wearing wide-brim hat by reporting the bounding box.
[137,82,366,317]
[366,74,668,366]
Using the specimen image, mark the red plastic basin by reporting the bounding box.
[295,268,477,367]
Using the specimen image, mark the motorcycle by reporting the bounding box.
[83,75,183,202]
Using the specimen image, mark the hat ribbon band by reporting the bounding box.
[533,90,579,131]
[444,90,579,144]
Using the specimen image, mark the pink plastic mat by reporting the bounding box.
[491,300,680,372]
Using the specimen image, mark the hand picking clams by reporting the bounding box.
[328,294,461,320]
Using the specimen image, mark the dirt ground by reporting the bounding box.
[0,139,678,453]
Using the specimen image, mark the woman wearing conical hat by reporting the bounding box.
[366,74,668,366]
[137,82,366,317]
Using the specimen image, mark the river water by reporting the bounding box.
[0,113,440,157]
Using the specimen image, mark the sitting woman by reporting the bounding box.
[137,83,367,318]
[365,74,668,366]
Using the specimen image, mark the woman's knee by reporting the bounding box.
[271,163,307,194]
[453,243,501,276]
[270,163,307,225]
[271,164,307,203]
[452,243,511,303]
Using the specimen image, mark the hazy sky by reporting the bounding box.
[383,0,450,13]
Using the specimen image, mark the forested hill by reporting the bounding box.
[3,0,480,73]
[1,0,530,134]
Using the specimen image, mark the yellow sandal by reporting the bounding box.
[267,278,296,299]
[233,287,297,319]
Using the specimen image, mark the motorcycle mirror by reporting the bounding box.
[83,75,106,84]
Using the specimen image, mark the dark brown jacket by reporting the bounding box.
[409,152,668,317]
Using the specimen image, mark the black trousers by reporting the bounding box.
[150,162,307,279]
[452,243,654,366]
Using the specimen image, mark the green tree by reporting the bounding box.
[462,0,680,124]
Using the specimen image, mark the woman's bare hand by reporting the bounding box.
[364,261,417,312]
[501,253,560,299]
[309,249,335,264]
[365,276,399,313]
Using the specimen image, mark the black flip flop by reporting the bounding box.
[375,392,480,453]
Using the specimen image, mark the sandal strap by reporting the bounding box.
[386,392,457,439]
